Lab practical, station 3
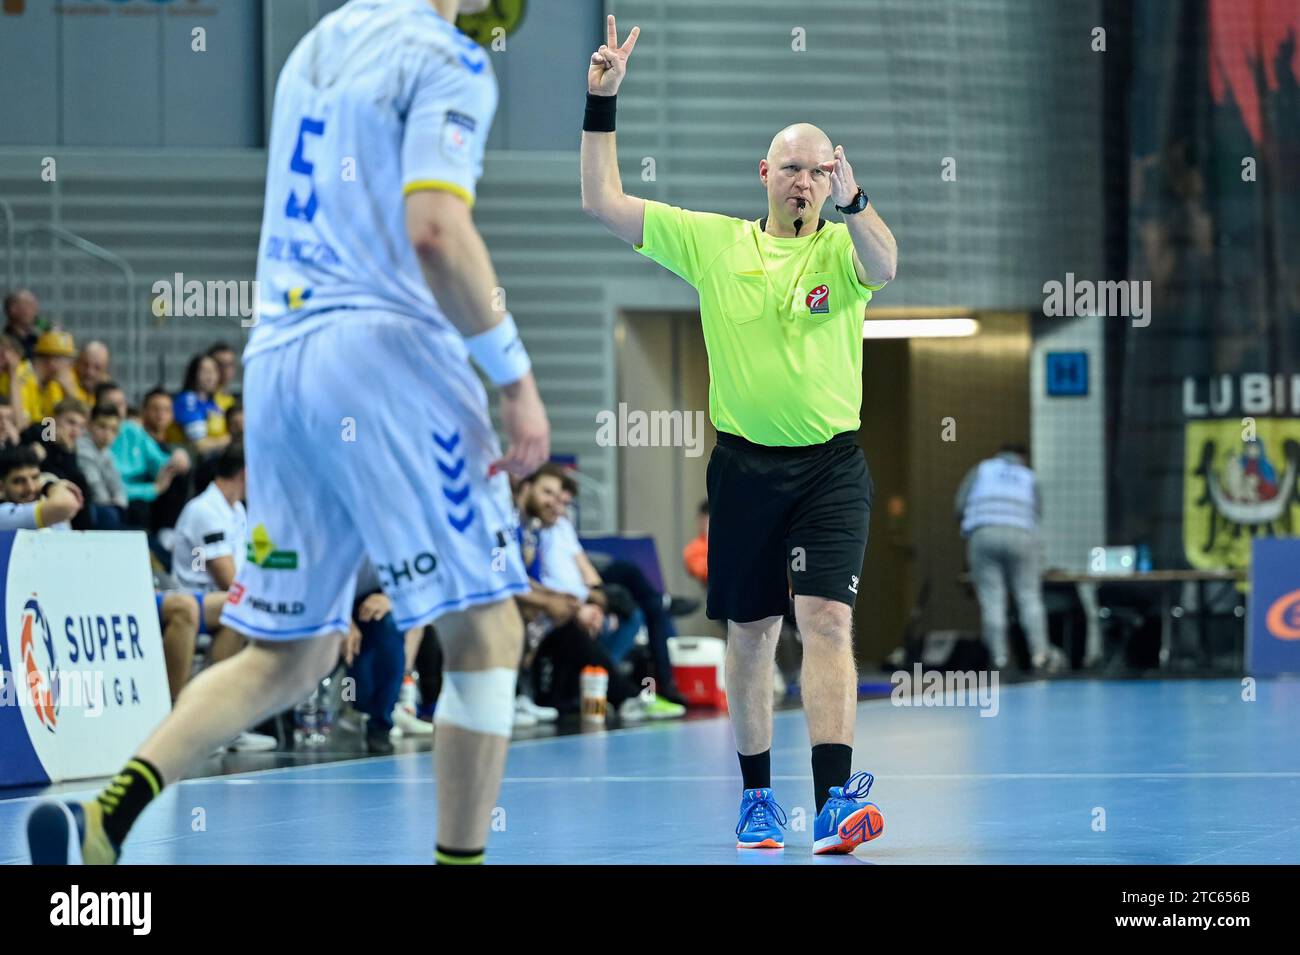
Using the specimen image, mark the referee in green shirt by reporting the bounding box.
[580,17,898,854]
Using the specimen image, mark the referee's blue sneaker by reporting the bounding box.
[812,771,884,855]
[735,788,787,849]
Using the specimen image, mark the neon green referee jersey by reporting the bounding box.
[635,200,884,447]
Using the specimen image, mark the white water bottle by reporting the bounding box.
[579,666,608,723]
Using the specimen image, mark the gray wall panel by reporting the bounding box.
[162,0,262,147]
[0,0,261,148]
[0,0,60,144]
[61,10,162,146]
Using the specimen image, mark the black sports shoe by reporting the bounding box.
[365,722,396,755]
[664,595,700,617]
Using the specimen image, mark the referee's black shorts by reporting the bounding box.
[705,430,873,623]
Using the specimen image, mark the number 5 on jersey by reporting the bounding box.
[285,116,326,222]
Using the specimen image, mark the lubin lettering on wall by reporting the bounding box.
[1183,374,1300,417]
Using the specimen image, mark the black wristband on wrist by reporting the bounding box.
[835,188,870,215]
[583,92,617,132]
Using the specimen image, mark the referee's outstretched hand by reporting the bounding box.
[589,14,639,97]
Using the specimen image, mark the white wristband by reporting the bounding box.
[465,312,531,387]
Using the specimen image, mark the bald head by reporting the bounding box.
[759,124,838,236]
[766,123,834,164]
[76,340,111,392]
[3,289,39,333]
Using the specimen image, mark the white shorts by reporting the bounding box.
[221,311,529,641]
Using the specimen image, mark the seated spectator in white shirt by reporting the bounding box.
[171,442,246,593]
[165,443,275,751]
[169,443,249,665]
[76,402,129,529]
[0,445,82,529]
[539,511,595,601]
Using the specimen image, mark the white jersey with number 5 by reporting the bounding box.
[248,0,497,360]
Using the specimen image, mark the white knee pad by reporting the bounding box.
[434,667,516,738]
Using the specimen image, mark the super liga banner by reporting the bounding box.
[0,530,170,788]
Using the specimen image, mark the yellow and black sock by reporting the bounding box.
[95,757,164,850]
[435,844,485,866]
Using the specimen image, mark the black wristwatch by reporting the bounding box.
[835,188,869,215]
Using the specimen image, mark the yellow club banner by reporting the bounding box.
[1185,417,1300,570]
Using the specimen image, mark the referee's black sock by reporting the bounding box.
[738,750,771,791]
[435,844,485,866]
[811,743,853,814]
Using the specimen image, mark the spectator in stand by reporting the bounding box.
[507,474,583,726]
[534,463,691,705]
[30,330,82,421]
[2,288,43,360]
[141,384,176,447]
[167,443,273,751]
[94,382,128,419]
[0,445,83,530]
[75,403,130,529]
[156,591,202,701]
[207,341,239,413]
[0,397,22,450]
[341,559,407,755]
[154,590,231,703]
[170,442,245,609]
[193,400,248,493]
[1,329,75,427]
[532,468,648,665]
[169,353,230,457]
[0,333,42,430]
[225,401,244,443]
[515,574,646,719]
[108,385,191,530]
[19,397,94,530]
[516,465,685,721]
[71,340,111,406]
[684,498,709,585]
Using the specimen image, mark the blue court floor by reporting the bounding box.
[3,679,1298,864]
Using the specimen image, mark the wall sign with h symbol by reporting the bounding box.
[1046,351,1089,397]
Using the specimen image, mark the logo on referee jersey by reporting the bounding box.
[806,284,830,315]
